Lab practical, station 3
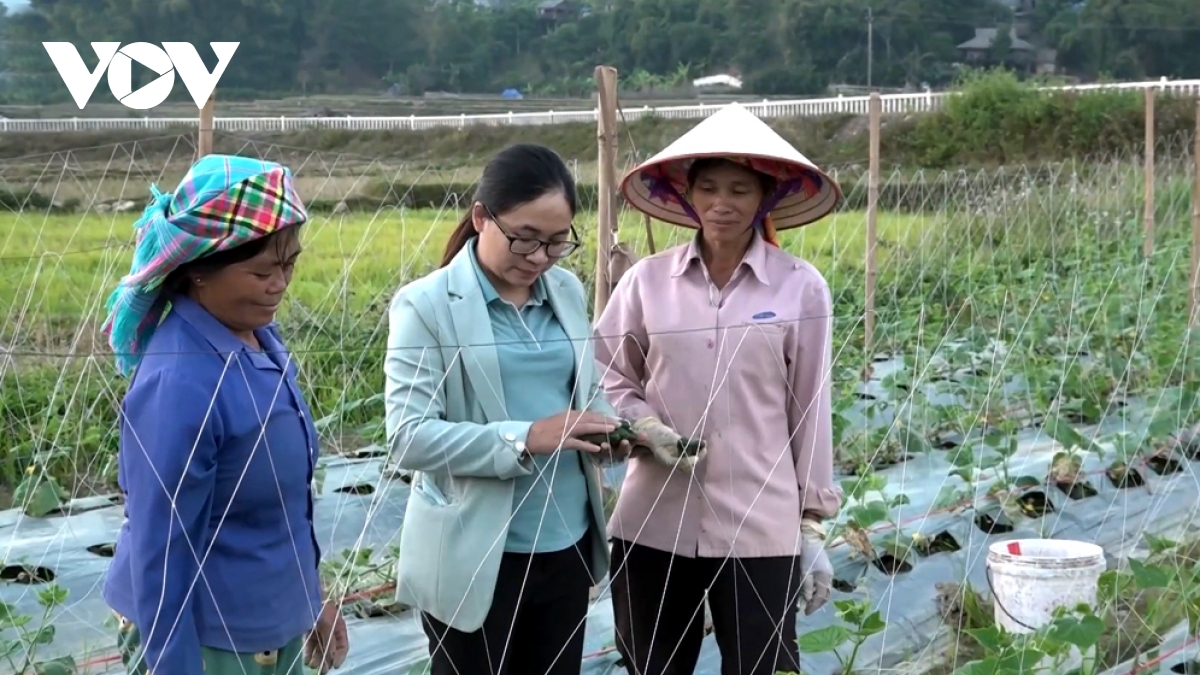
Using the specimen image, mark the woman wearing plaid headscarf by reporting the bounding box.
[101,155,348,675]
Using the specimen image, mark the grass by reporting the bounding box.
[2,158,1197,482]
[0,204,945,502]
[0,207,936,321]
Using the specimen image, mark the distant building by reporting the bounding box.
[692,74,743,91]
[472,0,592,15]
[957,27,1037,70]
[537,0,580,23]
[994,0,1038,36]
[1035,48,1059,74]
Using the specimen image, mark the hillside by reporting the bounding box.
[1,0,1197,103]
[2,73,1196,175]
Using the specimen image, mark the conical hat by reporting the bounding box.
[620,103,841,230]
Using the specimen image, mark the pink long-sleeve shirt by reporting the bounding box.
[593,233,842,559]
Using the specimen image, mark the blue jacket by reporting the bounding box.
[103,295,322,674]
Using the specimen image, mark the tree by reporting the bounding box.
[0,0,1195,102]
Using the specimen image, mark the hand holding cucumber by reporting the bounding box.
[580,416,707,471]
[577,418,642,465]
[527,411,623,455]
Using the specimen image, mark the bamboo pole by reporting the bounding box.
[593,66,619,317]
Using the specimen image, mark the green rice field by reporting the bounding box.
[0,207,935,321]
[1,162,1197,502]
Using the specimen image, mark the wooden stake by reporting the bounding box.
[864,92,881,377]
[197,93,215,159]
[1190,100,1200,326]
[593,66,619,317]
[1143,86,1155,259]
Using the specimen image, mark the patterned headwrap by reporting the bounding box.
[638,155,825,248]
[102,155,308,376]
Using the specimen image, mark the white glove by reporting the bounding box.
[630,416,707,472]
[798,519,833,615]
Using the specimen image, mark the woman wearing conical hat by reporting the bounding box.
[593,103,843,675]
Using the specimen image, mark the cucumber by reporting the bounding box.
[677,437,706,457]
[580,421,705,460]
[579,419,637,447]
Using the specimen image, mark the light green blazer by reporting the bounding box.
[383,245,613,633]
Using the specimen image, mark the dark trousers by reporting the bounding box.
[609,538,803,675]
[422,535,593,675]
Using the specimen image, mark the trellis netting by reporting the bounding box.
[1,133,1199,675]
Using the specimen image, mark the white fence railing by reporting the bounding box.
[2,77,1197,133]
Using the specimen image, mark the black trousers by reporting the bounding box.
[609,538,803,675]
[422,535,593,675]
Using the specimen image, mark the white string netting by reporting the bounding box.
[0,129,1198,675]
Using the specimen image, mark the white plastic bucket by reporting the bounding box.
[986,538,1106,635]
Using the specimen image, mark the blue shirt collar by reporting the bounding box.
[468,239,547,307]
[168,294,288,369]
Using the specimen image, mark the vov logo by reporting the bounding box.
[42,42,239,110]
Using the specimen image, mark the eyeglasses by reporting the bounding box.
[484,205,581,259]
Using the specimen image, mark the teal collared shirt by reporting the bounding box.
[468,242,590,553]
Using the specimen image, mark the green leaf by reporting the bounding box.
[18,479,66,518]
[1046,614,1104,650]
[797,624,852,653]
[983,430,1009,448]
[966,626,1009,652]
[0,602,17,627]
[1142,533,1179,557]
[1146,411,1182,439]
[1096,569,1129,605]
[834,598,868,624]
[0,640,23,660]
[846,501,890,528]
[1186,596,1200,635]
[897,426,933,455]
[1128,558,1171,589]
[840,478,873,501]
[857,610,886,636]
[976,454,1005,470]
[29,624,55,645]
[32,656,76,675]
[35,584,68,609]
[949,450,977,468]
[831,598,857,614]
[994,647,1047,672]
[1043,413,1093,452]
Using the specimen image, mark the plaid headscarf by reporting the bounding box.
[102,155,308,376]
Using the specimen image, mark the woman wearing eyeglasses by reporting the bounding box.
[384,143,634,675]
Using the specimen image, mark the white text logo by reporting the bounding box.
[42,42,239,110]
